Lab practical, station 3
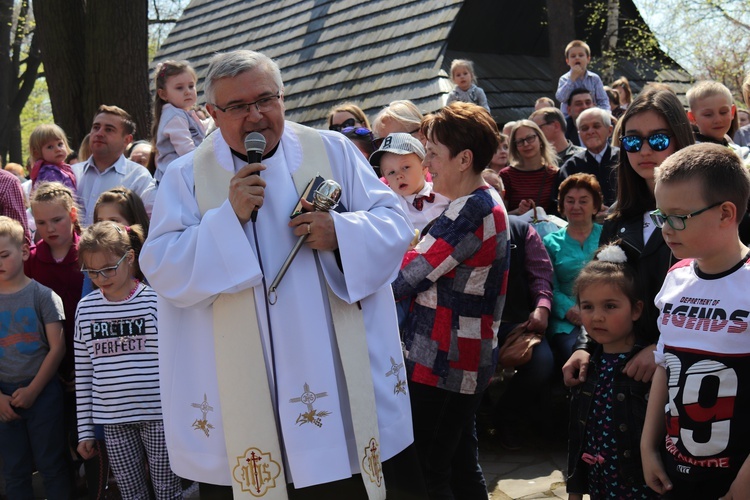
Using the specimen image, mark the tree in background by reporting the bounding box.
[0,0,189,166]
[635,0,750,98]
[581,0,663,83]
[0,0,42,165]
[33,0,149,153]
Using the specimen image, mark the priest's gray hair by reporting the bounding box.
[204,50,284,104]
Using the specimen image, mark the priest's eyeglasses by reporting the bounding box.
[81,254,127,280]
[212,93,281,118]
[649,201,722,231]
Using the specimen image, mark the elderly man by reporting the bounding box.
[530,107,584,166]
[564,89,596,147]
[556,107,618,208]
[140,50,420,499]
[74,105,156,225]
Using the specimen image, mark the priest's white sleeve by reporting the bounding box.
[315,132,413,303]
[140,152,263,309]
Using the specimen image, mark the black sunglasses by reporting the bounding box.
[330,118,356,132]
[620,133,671,153]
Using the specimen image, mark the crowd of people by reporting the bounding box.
[2,38,750,500]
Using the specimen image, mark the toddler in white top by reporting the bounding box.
[369,133,449,233]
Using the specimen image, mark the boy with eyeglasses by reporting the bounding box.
[642,143,750,499]
[0,216,69,499]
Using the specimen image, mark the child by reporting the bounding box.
[152,60,211,183]
[687,80,750,164]
[80,186,151,297]
[93,187,150,233]
[75,222,182,499]
[26,182,83,385]
[0,216,70,499]
[567,244,656,499]
[612,76,633,110]
[735,109,750,147]
[642,143,750,498]
[555,40,609,119]
[446,59,491,113]
[488,133,510,173]
[369,132,449,233]
[28,124,77,192]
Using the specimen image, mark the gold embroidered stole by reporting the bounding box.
[194,125,385,499]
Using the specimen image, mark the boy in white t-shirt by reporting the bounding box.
[369,133,449,233]
[642,143,750,499]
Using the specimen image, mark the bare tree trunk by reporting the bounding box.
[85,0,150,140]
[546,0,576,98]
[32,0,86,147]
[0,0,42,165]
[34,0,150,147]
[601,0,620,82]
[0,0,13,165]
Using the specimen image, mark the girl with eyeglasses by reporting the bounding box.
[75,222,182,499]
[500,120,559,215]
[562,87,695,389]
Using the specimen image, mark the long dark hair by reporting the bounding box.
[610,87,694,222]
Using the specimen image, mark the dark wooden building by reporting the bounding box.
[155,0,691,127]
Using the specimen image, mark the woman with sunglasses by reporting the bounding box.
[500,120,559,215]
[339,126,377,160]
[562,87,694,388]
[326,102,371,132]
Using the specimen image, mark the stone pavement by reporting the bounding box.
[14,428,576,499]
[480,435,571,499]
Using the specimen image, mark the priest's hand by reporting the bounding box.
[289,211,339,251]
[230,163,266,224]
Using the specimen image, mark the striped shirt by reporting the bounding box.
[74,283,163,441]
[499,165,558,213]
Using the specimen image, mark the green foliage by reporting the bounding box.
[20,72,52,157]
[582,0,665,80]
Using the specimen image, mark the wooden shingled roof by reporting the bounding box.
[156,0,692,127]
[156,0,463,128]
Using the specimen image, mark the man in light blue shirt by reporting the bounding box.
[74,105,156,225]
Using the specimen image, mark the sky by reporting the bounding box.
[632,0,750,77]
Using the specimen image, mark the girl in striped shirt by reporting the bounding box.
[75,222,182,499]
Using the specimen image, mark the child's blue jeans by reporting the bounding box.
[0,377,70,499]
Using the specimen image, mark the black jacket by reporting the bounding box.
[567,341,651,494]
[556,145,619,207]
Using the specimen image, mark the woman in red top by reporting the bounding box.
[500,120,559,215]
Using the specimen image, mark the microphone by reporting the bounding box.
[267,180,342,304]
[244,132,266,222]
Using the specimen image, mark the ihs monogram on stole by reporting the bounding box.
[289,382,331,427]
[385,356,407,395]
[362,437,383,486]
[233,447,282,497]
[190,394,215,437]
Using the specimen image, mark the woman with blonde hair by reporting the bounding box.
[500,119,559,214]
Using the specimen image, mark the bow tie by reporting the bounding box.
[413,193,435,211]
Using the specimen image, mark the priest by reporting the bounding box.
[140,50,422,499]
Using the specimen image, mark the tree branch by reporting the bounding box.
[708,0,750,32]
